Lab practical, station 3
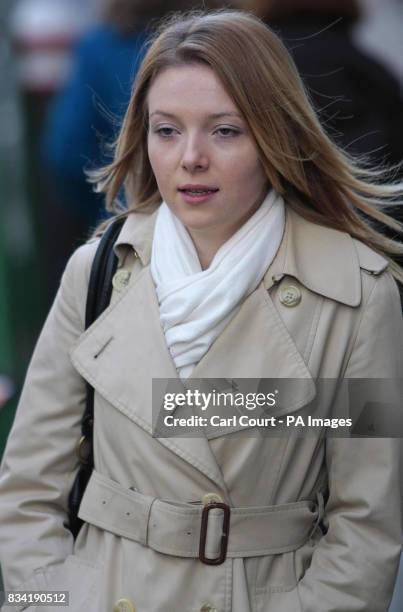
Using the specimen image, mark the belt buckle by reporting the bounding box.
[199,502,231,565]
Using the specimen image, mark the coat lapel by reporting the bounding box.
[187,282,316,439]
[191,282,314,384]
[70,266,228,490]
[70,261,315,489]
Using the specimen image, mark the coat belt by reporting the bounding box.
[78,470,322,559]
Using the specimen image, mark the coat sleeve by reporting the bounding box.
[298,271,403,612]
[0,242,96,599]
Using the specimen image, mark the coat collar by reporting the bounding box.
[114,206,158,267]
[266,207,388,306]
[114,203,388,307]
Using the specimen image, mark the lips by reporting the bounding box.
[178,187,219,205]
[178,185,219,194]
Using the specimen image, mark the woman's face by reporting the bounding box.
[147,63,269,247]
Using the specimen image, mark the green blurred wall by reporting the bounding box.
[0,2,40,458]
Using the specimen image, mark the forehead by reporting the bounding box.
[147,63,240,115]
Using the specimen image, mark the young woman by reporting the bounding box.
[0,9,402,612]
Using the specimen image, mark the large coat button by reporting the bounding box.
[113,599,136,612]
[112,269,131,292]
[279,284,302,307]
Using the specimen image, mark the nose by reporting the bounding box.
[181,135,209,172]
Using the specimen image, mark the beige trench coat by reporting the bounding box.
[0,206,402,612]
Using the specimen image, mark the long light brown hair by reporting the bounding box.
[90,9,403,282]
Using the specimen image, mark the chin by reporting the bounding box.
[171,204,217,229]
[180,218,216,234]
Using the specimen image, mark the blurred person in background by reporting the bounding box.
[355,0,403,92]
[248,0,403,173]
[247,0,403,278]
[9,0,99,312]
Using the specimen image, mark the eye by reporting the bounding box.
[215,127,241,138]
[153,126,177,138]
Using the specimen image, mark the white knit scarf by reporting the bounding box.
[150,189,285,379]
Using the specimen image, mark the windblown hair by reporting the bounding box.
[90,9,403,282]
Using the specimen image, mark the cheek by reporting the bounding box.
[147,144,169,188]
[226,155,266,192]
[148,137,180,178]
[147,139,159,175]
[222,141,263,177]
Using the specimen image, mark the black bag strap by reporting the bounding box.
[85,216,126,327]
[81,216,125,445]
[68,216,125,538]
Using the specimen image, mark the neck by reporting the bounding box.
[192,238,222,271]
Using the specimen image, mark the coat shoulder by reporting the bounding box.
[57,239,101,326]
[64,238,101,292]
[349,238,400,313]
[284,208,393,307]
[351,237,388,275]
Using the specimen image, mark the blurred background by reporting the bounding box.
[0,0,402,606]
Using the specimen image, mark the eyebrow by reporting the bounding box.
[149,111,243,120]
